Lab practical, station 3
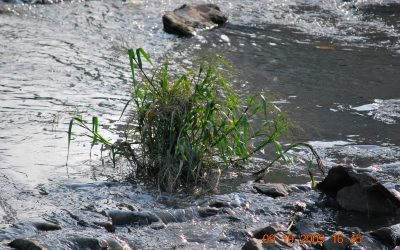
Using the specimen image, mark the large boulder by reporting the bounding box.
[317,166,400,215]
[162,4,227,36]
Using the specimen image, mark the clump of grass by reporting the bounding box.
[68,48,287,192]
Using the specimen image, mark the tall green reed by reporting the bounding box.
[68,48,288,192]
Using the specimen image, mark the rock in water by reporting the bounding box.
[162,4,227,36]
[317,166,400,215]
[32,221,61,231]
[9,238,46,250]
[254,183,290,198]
[107,210,160,226]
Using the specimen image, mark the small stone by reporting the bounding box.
[241,238,263,250]
[254,183,290,198]
[295,201,307,212]
[197,207,219,217]
[150,222,166,230]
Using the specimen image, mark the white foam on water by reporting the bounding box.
[352,99,400,124]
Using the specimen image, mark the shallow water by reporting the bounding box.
[0,0,400,249]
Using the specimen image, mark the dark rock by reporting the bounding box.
[32,221,61,231]
[8,238,46,250]
[197,207,220,217]
[209,199,230,208]
[70,237,102,250]
[107,210,160,226]
[317,166,400,215]
[162,4,227,36]
[370,223,400,248]
[241,238,263,250]
[253,223,287,239]
[254,183,290,198]
[322,232,351,250]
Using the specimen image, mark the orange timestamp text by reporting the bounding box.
[262,232,362,245]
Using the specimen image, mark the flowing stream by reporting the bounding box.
[0,0,400,249]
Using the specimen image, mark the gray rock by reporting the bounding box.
[150,222,166,230]
[317,166,400,215]
[370,223,400,248]
[107,210,160,226]
[241,238,263,250]
[162,4,227,36]
[254,183,290,198]
[8,238,46,250]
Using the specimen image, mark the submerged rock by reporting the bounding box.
[162,4,227,36]
[107,210,160,226]
[254,183,290,198]
[317,166,400,215]
[8,238,46,250]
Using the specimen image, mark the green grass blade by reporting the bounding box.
[136,49,143,70]
[137,48,153,65]
[119,98,132,120]
[128,49,135,81]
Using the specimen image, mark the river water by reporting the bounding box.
[0,0,399,249]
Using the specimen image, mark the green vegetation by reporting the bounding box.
[68,48,288,192]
